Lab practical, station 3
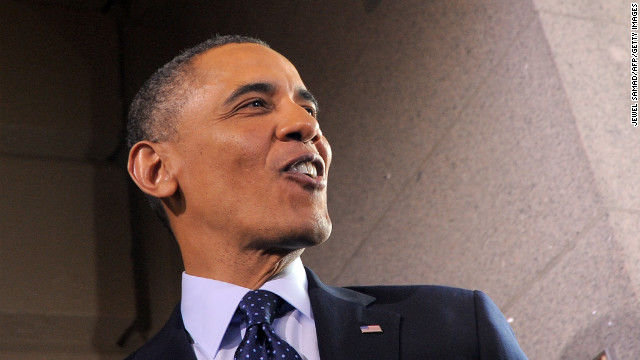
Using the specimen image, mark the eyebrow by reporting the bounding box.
[224,82,274,106]
[223,82,319,111]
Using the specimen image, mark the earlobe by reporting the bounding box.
[127,141,178,198]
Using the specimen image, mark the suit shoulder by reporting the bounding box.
[345,284,475,305]
[344,284,481,330]
[125,304,195,360]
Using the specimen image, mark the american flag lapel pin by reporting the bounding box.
[360,324,383,333]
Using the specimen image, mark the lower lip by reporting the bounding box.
[282,171,326,189]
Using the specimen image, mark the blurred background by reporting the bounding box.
[1,0,637,359]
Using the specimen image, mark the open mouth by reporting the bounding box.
[289,161,318,178]
[283,155,324,179]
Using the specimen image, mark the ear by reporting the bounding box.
[127,141,178,198]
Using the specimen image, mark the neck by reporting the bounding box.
[182,243,303,289]
[169,214,308,288]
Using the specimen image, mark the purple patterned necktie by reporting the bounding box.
[234,290,303,360]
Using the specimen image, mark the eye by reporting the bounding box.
[303,106,317,118]
[245,99,267,108]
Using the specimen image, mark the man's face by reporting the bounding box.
[164,43,331,250]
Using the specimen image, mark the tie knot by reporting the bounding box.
[237,290,285,327]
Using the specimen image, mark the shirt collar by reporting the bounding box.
[181,257,311,359]
[260,257,312,320]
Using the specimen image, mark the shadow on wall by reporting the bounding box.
[91,165,137,355]
[92,165,184,355]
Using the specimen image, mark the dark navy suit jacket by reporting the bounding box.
[125,268,528,359]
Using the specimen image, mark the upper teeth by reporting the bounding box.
[290,161,318,178]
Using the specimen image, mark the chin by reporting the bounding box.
[259,217,332,251]
[305,219,332,247]
[306,212,332,245]
[288,222,332,249]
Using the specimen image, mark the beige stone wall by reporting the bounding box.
[2,0,638,359]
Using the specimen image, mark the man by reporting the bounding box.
[125,35,528,359]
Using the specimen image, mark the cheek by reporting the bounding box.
[208,131,272,184]
[323,143,332,174]
[226,127,272,167]
[176,122,274,192]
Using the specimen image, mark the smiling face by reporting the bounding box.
[162,43,332,253]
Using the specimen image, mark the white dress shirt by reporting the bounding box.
[181,257,320,360]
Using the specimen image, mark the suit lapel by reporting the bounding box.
[305,268,401,360]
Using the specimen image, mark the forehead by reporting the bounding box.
[191,43,304,90]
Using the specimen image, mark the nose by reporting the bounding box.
[275,105,323,143]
